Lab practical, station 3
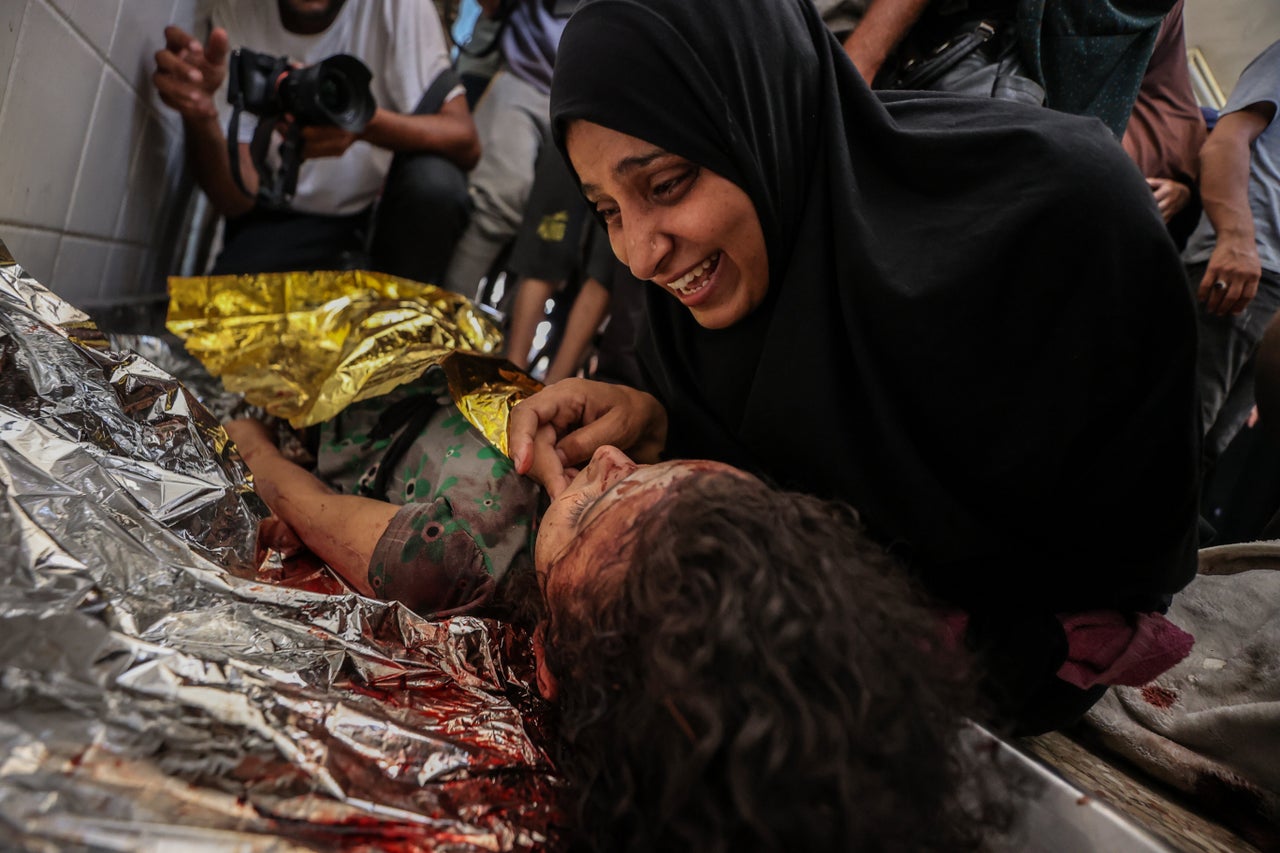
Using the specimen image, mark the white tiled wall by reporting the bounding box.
[0,0,204,318]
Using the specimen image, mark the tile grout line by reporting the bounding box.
[0,220,152,252]
[61,69,108,236]
[0,0,33,142]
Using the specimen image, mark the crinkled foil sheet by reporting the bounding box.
[0,250,562,851]
[167,270,504,428]
[441,353,543,459]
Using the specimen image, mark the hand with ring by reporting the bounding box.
[1199,237,1263,317]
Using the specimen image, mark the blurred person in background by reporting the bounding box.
[154,0,479,284]
[1183,40,1280,469]
[1122,0,1207,249]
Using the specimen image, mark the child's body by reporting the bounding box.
[228,371,539,618]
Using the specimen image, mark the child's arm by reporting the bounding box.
[226,419,397,597]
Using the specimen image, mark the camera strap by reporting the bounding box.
[227,78,254,201]
[227,101,302,210]
[225,49,299,209]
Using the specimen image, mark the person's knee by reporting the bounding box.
[384,154,471,225]
[373,155,473,283]
[467,160,539,238]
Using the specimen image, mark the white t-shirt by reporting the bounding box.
[212,0,453,215]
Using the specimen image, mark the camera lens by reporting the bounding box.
[318,73,350,114]
[270,54,373,132]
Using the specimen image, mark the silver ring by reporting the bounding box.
[1213,280,1229,291]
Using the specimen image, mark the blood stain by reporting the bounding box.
[1141,685,1177,709]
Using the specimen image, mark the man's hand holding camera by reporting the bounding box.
[224,48,377,206]
[154,26,230,123]
[299,126,359,160]
[274,73,362,162]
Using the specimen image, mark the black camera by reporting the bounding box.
[225,47,377,208]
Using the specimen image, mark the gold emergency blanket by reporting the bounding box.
[0,248,561,851]
[167,270,505,428]
[441,351,544,458]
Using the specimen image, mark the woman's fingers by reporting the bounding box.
[510,391,573,474]
[554,407,644,466]
[508,379,668,489]
[524,424,572,498]
[542,380,666,465]
[509,379,606,472]
[566,383,668,464]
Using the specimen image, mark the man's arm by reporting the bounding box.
[360,95,481,170]
[1197,102,1275,316]
[153,25,256,217]
[842,0,931,83]
[301,94,481,171]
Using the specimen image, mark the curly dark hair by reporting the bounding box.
[541,472,989,852]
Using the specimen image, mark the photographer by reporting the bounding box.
[154,0,480,283]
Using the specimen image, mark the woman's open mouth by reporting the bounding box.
[664,252,721,299]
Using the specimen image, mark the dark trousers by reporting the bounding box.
[1189,261,1280,464]
[369,152,471,286]
[211,152,471,287]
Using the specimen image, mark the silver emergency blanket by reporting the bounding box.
[0,245,560,851]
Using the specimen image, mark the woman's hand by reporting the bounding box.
[508,379,668,499]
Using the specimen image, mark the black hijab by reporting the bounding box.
[551,0,1199,725]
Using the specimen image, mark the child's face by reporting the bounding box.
[532,448,746,700]
[535,447,743,597]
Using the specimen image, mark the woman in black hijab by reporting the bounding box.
[508,0,1200,734]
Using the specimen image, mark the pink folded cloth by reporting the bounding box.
[1056,611,1194,690]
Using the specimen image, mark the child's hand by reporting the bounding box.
[225,418,276,462]
[255,515,305,566]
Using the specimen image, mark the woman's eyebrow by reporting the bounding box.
[581,150,672,199]
[612,150,666,178]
